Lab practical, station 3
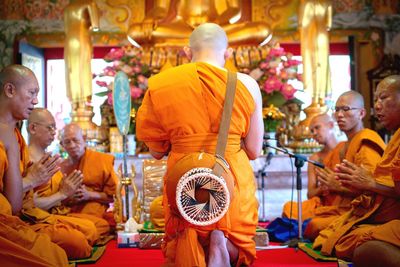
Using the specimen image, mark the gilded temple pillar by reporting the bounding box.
[64,0,100,140]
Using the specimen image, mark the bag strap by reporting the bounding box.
[213,71,237,176]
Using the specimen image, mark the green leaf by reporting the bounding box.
[95,90,111,97]
[263,91,286,108]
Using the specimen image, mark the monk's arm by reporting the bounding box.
[86,190,111,203]
[23,154,61,193]
[336,142,385,196]
[150,147,169,160]
[240,73,263,160]
[366,181,398,198]
[307,153,324,198]
[1,128,23,214]
[336,158,399,198]
[33,191,68,211]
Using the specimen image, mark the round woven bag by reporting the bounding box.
[166,152,235,226]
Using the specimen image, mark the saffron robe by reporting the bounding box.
[313,128,400,260]
[137,62,258,266]
[66,148,116,226]
[34,169,110,238]
[16,130,94,259]
[304,129,386,240]
[0,135,69,267]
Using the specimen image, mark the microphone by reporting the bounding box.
[264,143,325,169]
[263,133,277,140]
[266,151,273,166]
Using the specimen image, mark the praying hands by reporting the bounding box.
[335,159,376,192]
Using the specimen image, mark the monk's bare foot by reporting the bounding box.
[208,230,230,267]
[353,240,400,267]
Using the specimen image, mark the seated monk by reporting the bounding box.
[60,123,117,235]
[303,91,386,240]
[0,64,68,266]
[127,0,271,46]
[19,128,96,258]
[28,108,110,242]
[3,66,97,260]
[313,75,400,262]
[282,113,338,220]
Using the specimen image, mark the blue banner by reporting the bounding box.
[113,71,131,135]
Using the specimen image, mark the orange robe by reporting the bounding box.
[0,136,69,267]
[15,130,94,259]
[34,170,110,238]
[304,129,386,240]
[137,62,258,266]
[65,148,117,234]
[313,128,400,260]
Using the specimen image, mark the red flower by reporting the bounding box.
[268,47,285,57]
[104,66,116,77]
[107,92,113,105]
[281,84,296,100]
[130,85,143,99]
[264,77,283,94]
[287,59,301,67]
[105,48,124,61]
[96,80,108,87]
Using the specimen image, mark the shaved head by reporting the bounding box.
[0,64,36,92]
[311,113,334,125]
[61,123,86,159]
[61,123,83,139]
[27,108,56,147]
[377,75,400,93]
[189,23,228,52]
[374,75,400,130]
[310,113,335,144]
[338,90,364,108]
[28,108,54,126]
[0,64,39,122]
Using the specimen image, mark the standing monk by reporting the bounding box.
[304,91,386,240]
[314,75,400,262]
[0,64,68,266]
[282,113,338,220]
[136,23,263,266]
[60,123,117,236]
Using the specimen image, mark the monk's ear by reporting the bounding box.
[359,108,366,119]
[183,46,192,60]
[4,82,16,98]
[27,122,36,135]
[224,47,233,59]
[327,120,335,129]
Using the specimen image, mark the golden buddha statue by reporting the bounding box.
[299,0,332,102]
[127,0,271,47]
[64,0,99,110]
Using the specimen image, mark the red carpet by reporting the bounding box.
[80,240,337,267]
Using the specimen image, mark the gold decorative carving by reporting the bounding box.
[252,0,296,30]
[95,0,145,32]
[127,0,272,47]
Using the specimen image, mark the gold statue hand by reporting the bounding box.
[142,18,157,40]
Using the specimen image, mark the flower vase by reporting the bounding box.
[265,132,277,155]
[126,134,136,156]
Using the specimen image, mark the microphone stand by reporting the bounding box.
[264,142,324,248]
[258,152,273,222]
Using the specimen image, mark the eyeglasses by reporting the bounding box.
[62,138,82,146]
[33,122,56,132]
[333,106,361,113]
